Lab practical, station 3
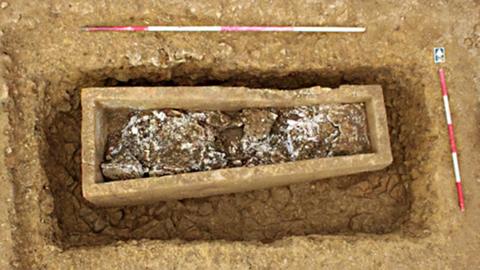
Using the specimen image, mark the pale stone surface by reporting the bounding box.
[0,50,14,269]
[0,54,11,103]
[0,111,14,269]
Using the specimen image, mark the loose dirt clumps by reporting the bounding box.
[102,104,370,180]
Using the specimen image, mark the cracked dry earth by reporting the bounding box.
[0,0,480,269]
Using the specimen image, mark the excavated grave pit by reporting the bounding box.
[33,66,431,248]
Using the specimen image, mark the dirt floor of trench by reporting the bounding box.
[1,0,480,269]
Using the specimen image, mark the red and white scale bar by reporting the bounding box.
[439,68,465,211]
[81,26,366,33]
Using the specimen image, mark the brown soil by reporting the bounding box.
[0,0,479,269]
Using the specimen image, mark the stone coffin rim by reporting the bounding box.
[81,85,392,207]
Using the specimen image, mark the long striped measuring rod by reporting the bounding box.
[438,68,465,211]
[81,25,366,33]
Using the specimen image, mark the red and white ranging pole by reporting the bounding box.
[81,25,366,33]
[438,68,465,212]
